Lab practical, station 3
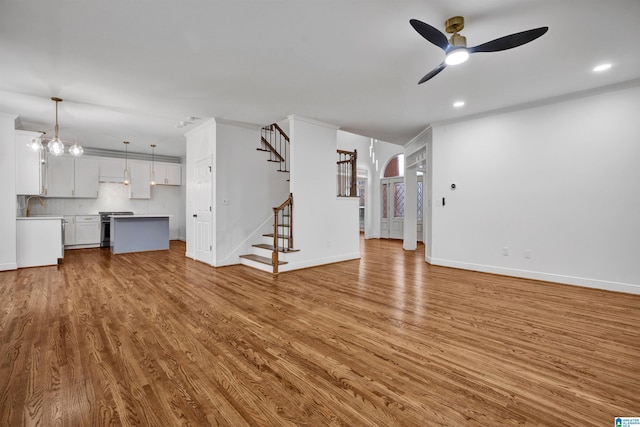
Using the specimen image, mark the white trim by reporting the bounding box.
[279,252,361,272]
[0,262,17,271]
[427,257,640,295]
[404,125,432,147]
[287,115,340,130]
[184,117,217,137]
[214,117,262,130]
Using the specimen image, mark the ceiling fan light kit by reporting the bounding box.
[410,16,548,84]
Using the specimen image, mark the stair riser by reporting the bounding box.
[261,236,291,246]
[251,246,294,262]
[240,258,274,273]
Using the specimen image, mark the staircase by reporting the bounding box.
[257,123,290,178]
[239,123,298,274]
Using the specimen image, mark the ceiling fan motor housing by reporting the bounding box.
[449,33,467,47]
[445,16,465,34]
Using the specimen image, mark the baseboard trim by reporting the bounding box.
[0,262,17,271]
[279,252,361,273]
[426,256,640,295]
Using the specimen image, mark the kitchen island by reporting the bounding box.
[17,216,64,267]
[110,215,170,254]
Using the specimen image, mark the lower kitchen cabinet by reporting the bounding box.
[64,215,100,248]
[64,216,76,245]
[17,217,64,268]
[74,215,100,245]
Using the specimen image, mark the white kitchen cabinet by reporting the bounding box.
[15,130,45,195]
[17,217,64,268]
[129,161,151,199]
[75,215,100,244]
[45,154,99,198]
[74,157,99,197]
[64,215,76,245]
[45,155,74,197]
[99,158,126,182]
[154,163,182,186]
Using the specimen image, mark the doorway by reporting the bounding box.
[379,154,424,241]
[380,177,405,239]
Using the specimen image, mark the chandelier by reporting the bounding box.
[29,97,84,156]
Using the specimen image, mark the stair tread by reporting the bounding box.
[263,233,290,238]
[239,254,288,265]
[252,243,300,253]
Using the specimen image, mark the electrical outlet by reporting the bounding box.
[502,247,509,256]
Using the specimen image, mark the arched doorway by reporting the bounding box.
[380,154,405,239]
[380,154,423,241]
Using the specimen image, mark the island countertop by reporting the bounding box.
[106,214,172,218]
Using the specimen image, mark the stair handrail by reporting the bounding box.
[270,123,290,142]
[272,193,293,274]
[260,123,290,174]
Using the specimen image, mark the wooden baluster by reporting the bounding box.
[288,193,293,250]
[272,207,278,274]
[351,150,357,197]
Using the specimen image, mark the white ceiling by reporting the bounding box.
[1,0,639,157]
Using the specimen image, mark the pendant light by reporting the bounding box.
[69,142,84,156]
[123,141,130,185]
[27,132,45,152]
[48,97,66,156]
[150,144,156,186]
[46,97,83,156]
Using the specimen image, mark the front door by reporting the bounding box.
[380,178,405,239]
[195,157,213,264]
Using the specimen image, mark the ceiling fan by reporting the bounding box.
[410,16,548,84]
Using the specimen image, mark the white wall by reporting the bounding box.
[285,116,359,271]
[214,119,290,266]
[0,113,17,270]
[429,83,640,293]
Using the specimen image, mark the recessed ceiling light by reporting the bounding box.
[593,63,612,72]
[453,101,465,108]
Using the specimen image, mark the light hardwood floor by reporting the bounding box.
[1,239,638,426]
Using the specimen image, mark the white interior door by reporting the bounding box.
[380,178,404,239]
[195,157,213,263]
[417,176,423,242]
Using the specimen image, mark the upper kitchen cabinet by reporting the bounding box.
[129,161,151,199]
[99,158,125,183]
[45,154,99,198]
[74,157,100,197]
[15,130,45,195]
[154,162,182,186]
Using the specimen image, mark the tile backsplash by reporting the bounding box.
[18,183,185,239]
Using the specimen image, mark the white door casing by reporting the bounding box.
[380,177,405,239]
[195,157,213,264]
[381,176,423,240]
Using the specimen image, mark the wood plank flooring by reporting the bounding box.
[1,238,639,426]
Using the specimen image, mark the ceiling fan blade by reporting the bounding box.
[410,19,450,51]
[469,27,548,53]
[418,62,447,84]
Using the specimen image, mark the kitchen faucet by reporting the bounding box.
[26,195,45,217]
